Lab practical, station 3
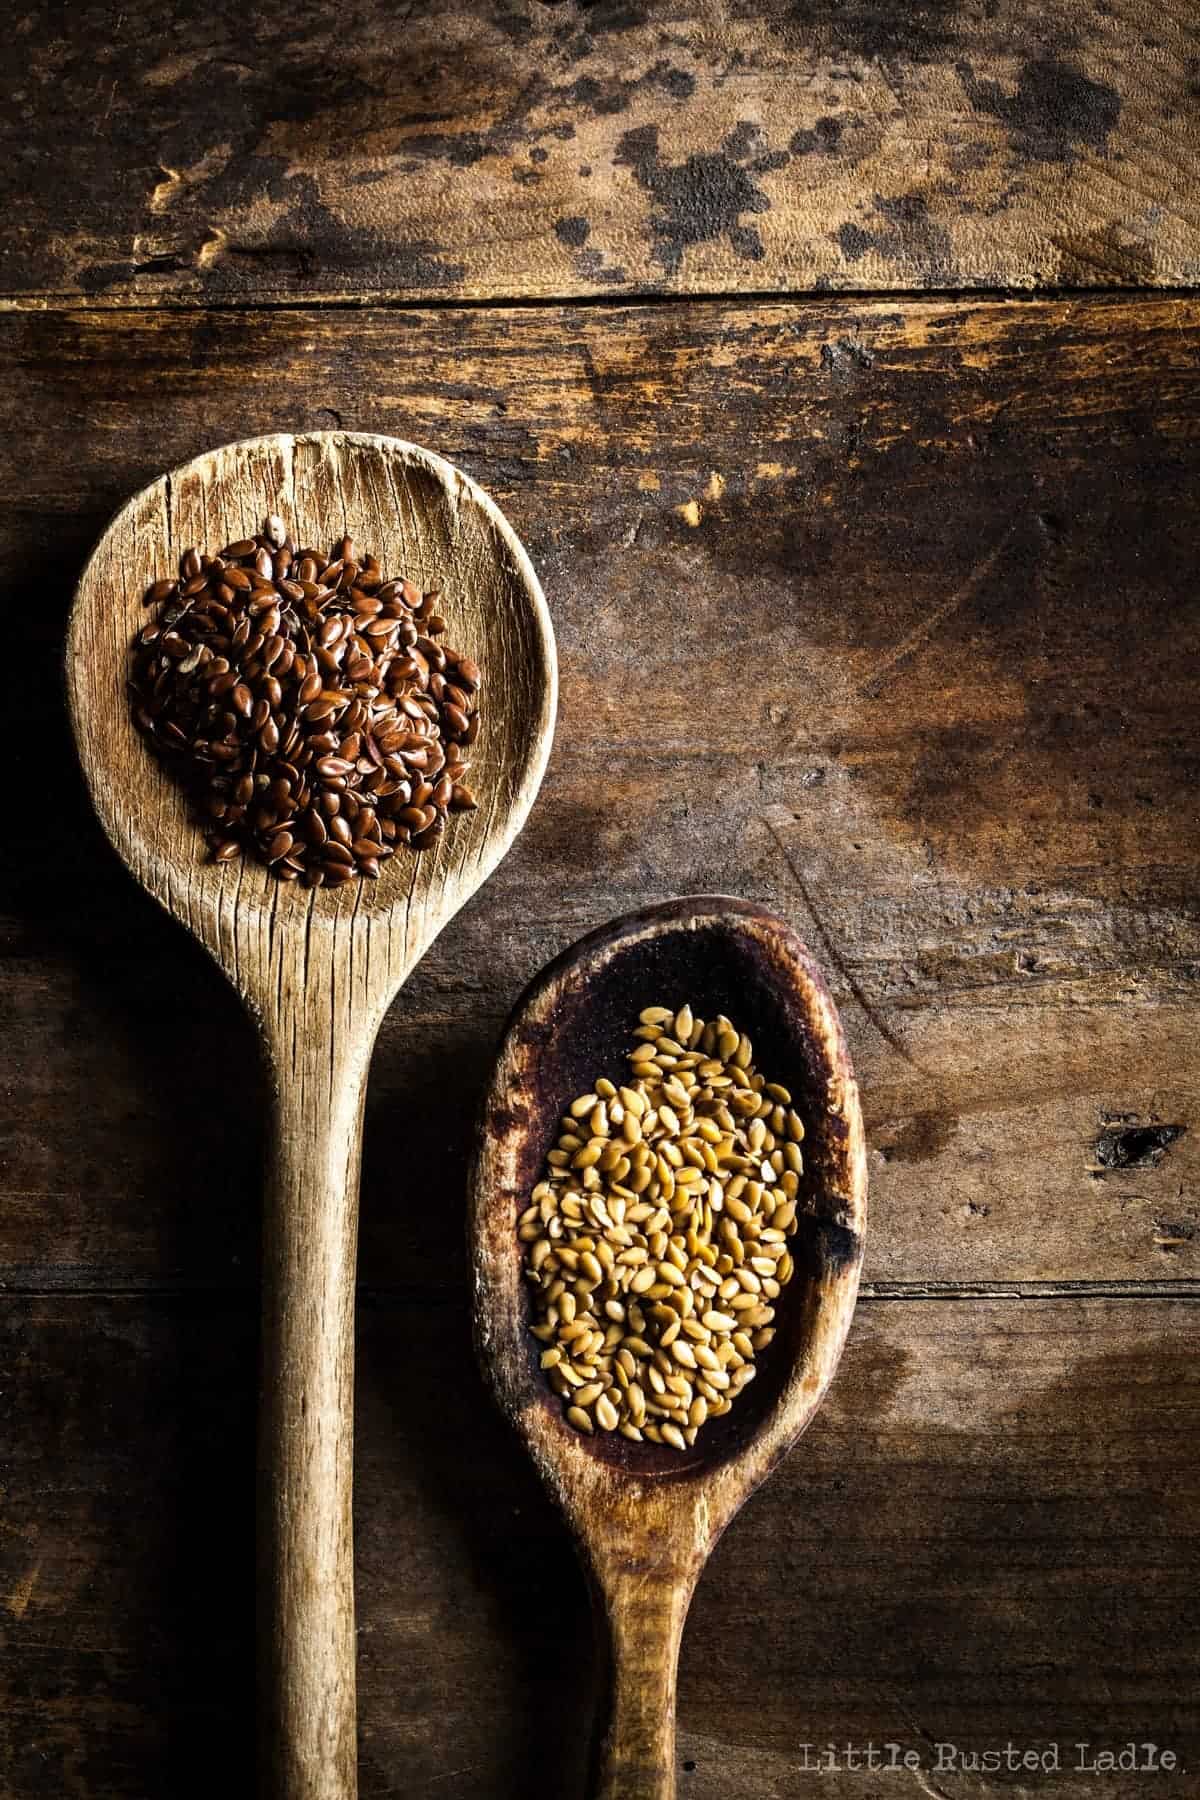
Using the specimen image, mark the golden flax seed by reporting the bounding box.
[521,1008,804,1450]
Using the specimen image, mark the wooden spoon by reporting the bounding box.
[470,897,866,1800]
[67,432,557,1799]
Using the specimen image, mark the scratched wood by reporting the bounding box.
[0,1293,1195,1797]
[4,0,1200,305]
[1,296,1197,1289]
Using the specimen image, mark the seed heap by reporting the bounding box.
[519,1006,803,1450]
[129,516,481,884]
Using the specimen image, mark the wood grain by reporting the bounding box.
[65,432,556,1798]
[3,296,1197,1287]
[4,0,1200,306]
[6,2,1197,1786]
[1,1291,1195,1798]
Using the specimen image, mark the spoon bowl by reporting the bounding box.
[471,897,866,1798]
[67,431,557,1799]
[69,431,553,946]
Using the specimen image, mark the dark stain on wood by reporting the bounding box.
[835,192,952,280]
[614,124,777,274]
[878,1111,957,1165]
[790,114,846,157]
[554,214,592,247]
[1053,225,1158,283]
[785,0,965,62]
[563,58,696,116]
[958,55,1123,162]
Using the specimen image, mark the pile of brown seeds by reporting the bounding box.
[129,516,481,884]
[519,1006,803,1450]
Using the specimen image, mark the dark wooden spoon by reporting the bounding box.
[470,896,867,1800]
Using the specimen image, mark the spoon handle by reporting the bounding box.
[258,999,375,1799]
[591,1564,696,1800]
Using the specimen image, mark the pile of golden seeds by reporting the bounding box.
[519,1006,803,1449]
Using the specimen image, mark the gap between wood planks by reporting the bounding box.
[4,283,1200,317]
[0,1278,1196,1300]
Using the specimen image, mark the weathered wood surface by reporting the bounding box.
[6,1,1199,1784]
[1,1293,1195,1797]
[6,0,1200,306]
[2,295,1197,1289]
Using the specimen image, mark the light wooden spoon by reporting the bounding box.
[470,897,866,1800]
[67,431,557,1799]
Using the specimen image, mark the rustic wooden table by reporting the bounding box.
[2,5,1198,1797]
